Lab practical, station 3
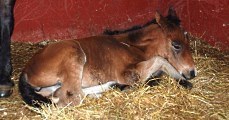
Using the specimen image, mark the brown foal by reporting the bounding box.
[19,8,196,107]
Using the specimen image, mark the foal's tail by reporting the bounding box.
[18,73,52,108]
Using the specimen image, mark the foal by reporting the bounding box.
[19,8,196,107]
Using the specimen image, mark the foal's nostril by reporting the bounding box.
[190,70,196,79]
[181,70,196,80]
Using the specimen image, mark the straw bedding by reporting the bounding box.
[0,36,228,120]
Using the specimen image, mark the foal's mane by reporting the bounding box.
[103,12,181,35]
[103,19,157,35]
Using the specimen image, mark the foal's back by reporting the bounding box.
[77,36,145,87]
[23,35,144,88]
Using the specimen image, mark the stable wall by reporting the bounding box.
[12,0,229,50]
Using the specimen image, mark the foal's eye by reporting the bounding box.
[172,41,182,52]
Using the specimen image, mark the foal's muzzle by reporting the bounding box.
[181,69,197,80]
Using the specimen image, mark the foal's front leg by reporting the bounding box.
[137,56,185,81]
[137,56,192,88]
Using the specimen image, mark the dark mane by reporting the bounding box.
[104,13,180,35]
[104,19,157,35]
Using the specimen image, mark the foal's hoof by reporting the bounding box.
[110,83,130,91]
[146,79,161,87]
[177,80,193,89]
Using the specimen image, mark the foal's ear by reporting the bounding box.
[155,11,167,28]
[168,7,178,18]
[167,7,180,26]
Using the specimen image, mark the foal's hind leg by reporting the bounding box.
[53,79,84,107]
[53,63,85,106]
[52,44,86,106]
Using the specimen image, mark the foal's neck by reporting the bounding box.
[111,24,158,45]
[112,29,144,45]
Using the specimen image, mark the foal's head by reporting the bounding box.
[139,9,197,80]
